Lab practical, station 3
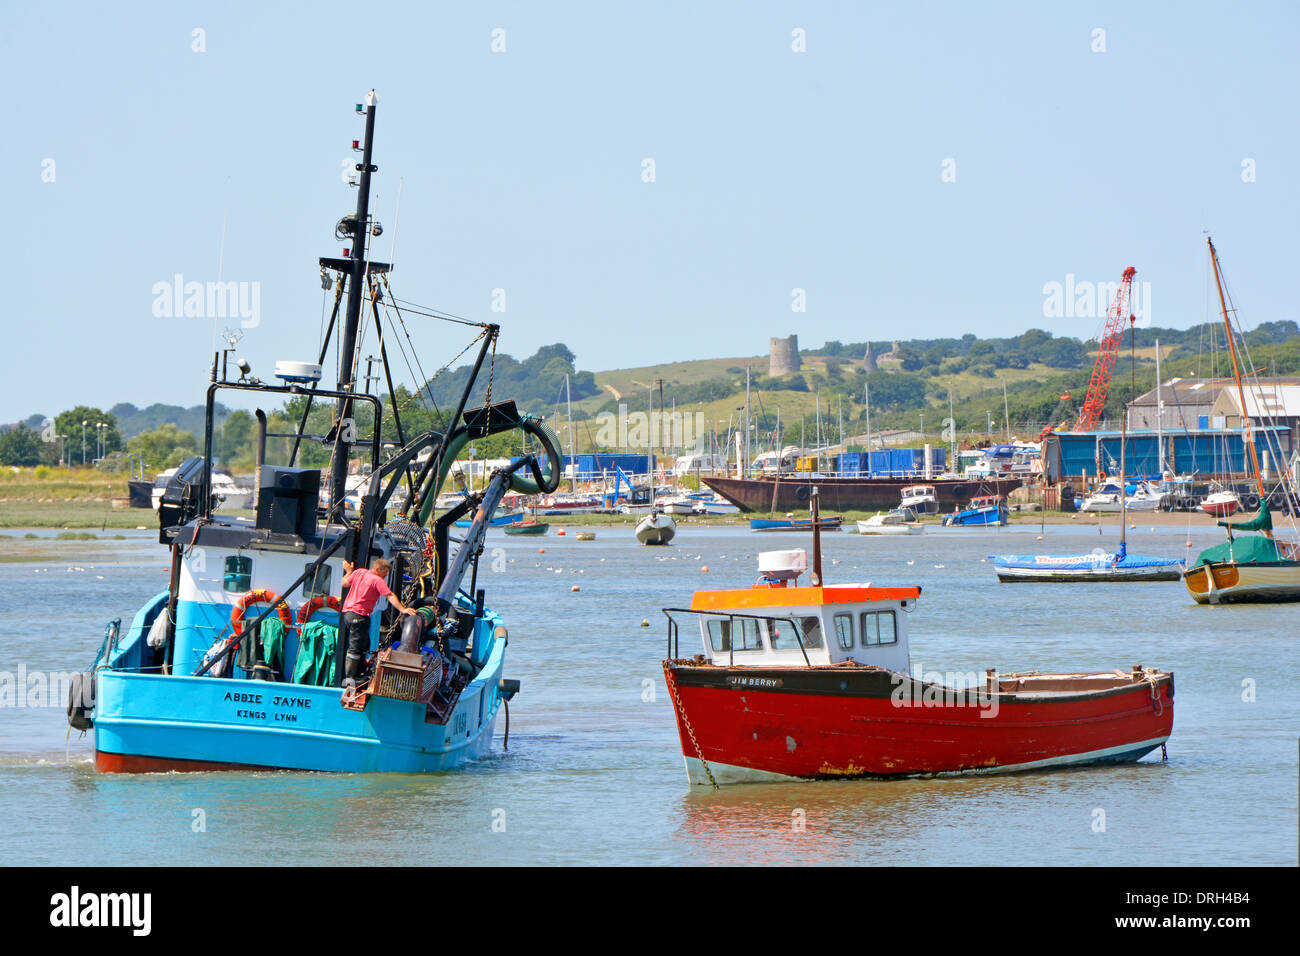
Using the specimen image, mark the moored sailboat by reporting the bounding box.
[1183,237,1300,604]
[993,413,1184,582]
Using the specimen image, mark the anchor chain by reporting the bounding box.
[665,666,718,791]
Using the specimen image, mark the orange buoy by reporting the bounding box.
[538,547,546,553]
[571,585,580,592]
[701,565,709,573]
[557,529,566,536]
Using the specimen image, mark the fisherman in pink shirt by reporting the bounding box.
[340,558,417,683]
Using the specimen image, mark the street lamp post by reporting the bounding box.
[81,420,88,465]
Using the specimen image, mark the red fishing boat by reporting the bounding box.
[661,493,1174,786]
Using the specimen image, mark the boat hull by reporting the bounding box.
[996,564,1183,582]
[749,517,843,532]
[855,521,923,535]
[665,662,1173,784]
[504,522,548,535]
[704,475,1023,514]
[92,642,506,774]
[942,508,1006,527]
[1183,560,1300,604]
[636,516,677,545]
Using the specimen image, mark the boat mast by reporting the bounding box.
[565,373,576,493]
[1155,338,1164,476]
[948,386,956,473]
[1119,411,1127,552]
[1003,381,1011,443]
[329,89,379,518]
[1209,237,1270,513]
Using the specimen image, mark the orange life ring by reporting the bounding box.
[231,589,293,636]
[297,594,341,626]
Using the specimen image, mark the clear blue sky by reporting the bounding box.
[4,1,1297,421]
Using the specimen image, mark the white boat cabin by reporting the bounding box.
[673,550,918,674]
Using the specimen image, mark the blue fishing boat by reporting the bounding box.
[941,495,1008,526]
[66,91,563,773]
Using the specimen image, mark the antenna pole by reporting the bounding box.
[811,485,823,585]
[329,89,379,517]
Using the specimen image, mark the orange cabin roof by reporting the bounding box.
[690,584,921,612]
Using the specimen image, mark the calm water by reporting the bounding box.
[0,521,1295,866]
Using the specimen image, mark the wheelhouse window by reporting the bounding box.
[304,561,332,599]
[797,616,824,649]
[736,617,764,651]
[860,610,898,646]
[707,618,732,652]
[222,555,252,593]
[706,616,764,653]
[834,613,854,650]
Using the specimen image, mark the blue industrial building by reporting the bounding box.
[1041,427,1293,481]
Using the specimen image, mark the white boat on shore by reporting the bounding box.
[856,507,924,535]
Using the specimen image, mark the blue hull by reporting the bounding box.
[454,512,524,528]
[93,630,506,774]
[942,508,1006,527]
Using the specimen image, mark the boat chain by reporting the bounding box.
[665,667,718,791]
[1141,669,1169,761]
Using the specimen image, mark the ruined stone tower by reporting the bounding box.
[769,334,799,376]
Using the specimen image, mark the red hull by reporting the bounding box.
[665,664,1173,782]
[96,751,275,773]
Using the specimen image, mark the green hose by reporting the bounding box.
[416,416,563,527]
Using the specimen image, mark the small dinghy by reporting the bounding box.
[636,512,676,545]
[504,519,549,536]
[749,515,843,532]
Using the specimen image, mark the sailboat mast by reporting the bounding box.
[1003,381,1010,443]
[1209,237,1269,506]
[329,90,379,516]
[1119,413,1127,549]
[1155,338,1164,475]
[565,373,576,493]
[948,386,956,472]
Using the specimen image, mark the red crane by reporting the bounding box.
[1073,266,1137,431]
